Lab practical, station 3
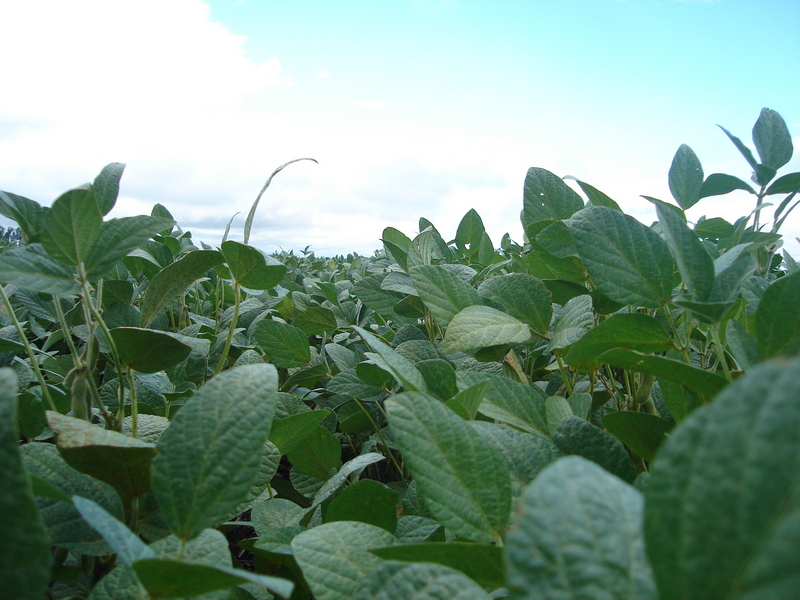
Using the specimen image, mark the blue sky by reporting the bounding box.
[1,0,798,256]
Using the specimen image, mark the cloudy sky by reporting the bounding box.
[1,0,798,257]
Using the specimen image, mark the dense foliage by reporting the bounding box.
[1,108,798,599]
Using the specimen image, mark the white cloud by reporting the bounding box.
[343,99,392,110]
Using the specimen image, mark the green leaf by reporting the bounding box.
[566,313,674,371]
[443,305,530,353]
[286,426,341,479]
[752,107,793,170]
[325,479,399,533]
[46,411,156,499]
[455,208,486,249]
[0,244,79,294]
[386,392,512,543]
[151,363,278,540]
[570,206,675,308]
[471,421,563,489]
[567,177,622,210]
[765,172,800,195]
[652,200,715,301]
[0,369,51,600]
[477,273,552,338]
[310,453,386,510]
[354,326,427,392]
[92,162,126,216]
[221,240,286,289]
[598,348,728,401]
[41,187,103,266]
[552,416,637,483]
[756,271,800,359]
[535,220,578,258]
[601,411,674,462]
[669,144,704,209]
[291,521,396,600]
[294,305,339,335]
[547,294,593,352]
[353,561,491,600]
[726,318,759,369]
[415,359,458,400]
[84,216,175,278]
[644,357,800,600]
[371,542,503,588]
[109,327,192,373]
[140,249,225,326]
[22,443,124,555]
[0,190,47,242]
[506,456,657,600]
[445,380,488,420]
[545,395,573,436]
[269,410,330,454]
[521,167,584,229]
[133,558,294,599]
[72,495,154,564]
[457,371,548,436]
[253,319,311,368]
[699,173,756,198]
[409,265,480,327]
[251,498,307,535]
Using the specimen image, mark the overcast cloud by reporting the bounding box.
[1,0,798,256]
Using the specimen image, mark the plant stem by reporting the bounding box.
[214,279,241,375]
[0,284,56,410]
[555,353,574,395]
[709,324,733,381]
[127,366,138,438]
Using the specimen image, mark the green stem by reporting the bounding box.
[709,324,733,381]
[555,353,574,396]
[0,284,56,410]
[127,366,138,438]
[214,280,241,375]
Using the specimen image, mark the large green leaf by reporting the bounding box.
[385,392,512,543]
[546,294,593,352]
[151,363,278,540]
[0,369,51,600]
[353,561,491,600]
[354,326,427,392]
[652,199,715,301]
[756,271,800,359]
[22,443,124,555]
[505,456,657,600]
[286,426,341,479]
[0,190,47,242]
[457,371,548,436]
[220,240,286,289]
[84,216,175,278]
[570,206,675,308]
[41,187,103,266]
[598,348,728,401]
[409,265,480,327]
[752,107,793,170]
[443,305,530,353]
[310,452,386,510]
[92,162,125,216]
[0,244,79,294]
[644,357,800,600]
[477,273,552,338]
[699,173,756,198]
[371,543,503,588]
[565,312,675,371]
[669,144,704,209]
[291,520,396,600]
[140,249,225,326]
[325,479,399,533]
[521,167,584,229]
[269,410,330,454]
[602,411,674,462]
[253,319,311,368]
[47,411,157,499]
[552,416,637,483]
[108,327,192,373]
[133,558,294,599]
[72,495,154,564]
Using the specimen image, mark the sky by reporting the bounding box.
[1,0,799,257]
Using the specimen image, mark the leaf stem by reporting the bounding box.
[214,279,241,375]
